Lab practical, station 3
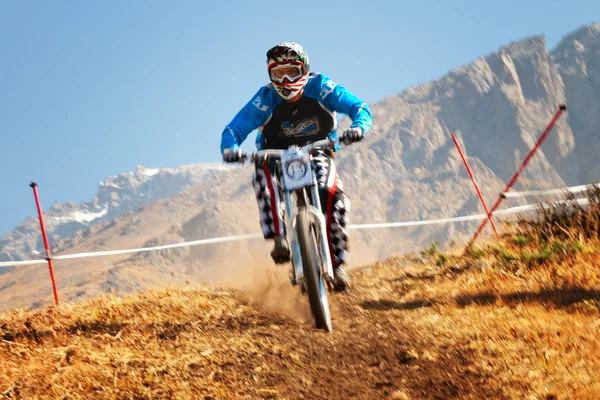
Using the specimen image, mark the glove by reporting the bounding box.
[223,148,243,163]
[343,127,364,145]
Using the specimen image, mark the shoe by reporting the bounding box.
[271,236,291,264]
[332,266,351,291]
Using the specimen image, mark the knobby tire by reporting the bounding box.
[297,209,332,332]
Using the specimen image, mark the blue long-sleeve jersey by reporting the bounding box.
[220,72,372,153]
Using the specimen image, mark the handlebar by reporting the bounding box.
[232,134,345,164]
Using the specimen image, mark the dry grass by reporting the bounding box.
[518,186,600,242]
[1,196,600,399]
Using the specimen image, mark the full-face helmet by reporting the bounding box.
[266,42,310,101]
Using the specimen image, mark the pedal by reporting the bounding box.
[270,249,291,264]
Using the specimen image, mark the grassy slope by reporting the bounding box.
[2,193,600,399]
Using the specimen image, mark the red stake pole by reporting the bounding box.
[470,104,567,244]
[451,134,499,238]
[30,182,60,306]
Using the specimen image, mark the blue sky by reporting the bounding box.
[0,0,598,236]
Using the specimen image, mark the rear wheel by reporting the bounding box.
[297,209,332,332]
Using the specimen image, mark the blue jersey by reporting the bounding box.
[220,73,372,153]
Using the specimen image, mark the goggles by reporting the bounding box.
[269,63,304,83]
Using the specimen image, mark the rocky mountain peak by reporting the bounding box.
[2,24,600,310]
[557,22,600,47]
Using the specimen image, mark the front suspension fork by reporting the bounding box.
[284,191,302,286]
[284,185,335,287]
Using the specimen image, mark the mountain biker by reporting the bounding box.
[220,42,372,291]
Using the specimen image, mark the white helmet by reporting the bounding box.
[266,42,310,101]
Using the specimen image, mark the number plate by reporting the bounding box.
[281,149,314,190]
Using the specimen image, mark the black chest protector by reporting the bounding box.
[260,95,335,150]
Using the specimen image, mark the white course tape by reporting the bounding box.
[502,184,599,199]
[493,198,589,215]
[348,198,581,231]
[0,198,591,268]
[53,233,264,260]
[0,233,263,268]
[348,213,488,230]
[493,204,538,215]
[493,198,590,216]
[0,259,48,267]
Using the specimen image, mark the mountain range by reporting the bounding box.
[1,23,599,311]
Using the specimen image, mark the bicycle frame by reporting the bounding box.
[283,179,334,289]
[249,139,337,290]
[235,136,346,331]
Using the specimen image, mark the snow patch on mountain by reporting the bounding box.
[0,163,232,263]
[47,207,109,227]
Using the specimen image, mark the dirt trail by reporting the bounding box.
[1,252,600,399]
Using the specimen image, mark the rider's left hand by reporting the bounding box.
[343,127,364,145]
[223,148,243,163]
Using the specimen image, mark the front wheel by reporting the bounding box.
[296,209,332,332]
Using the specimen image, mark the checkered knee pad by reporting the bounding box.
[253,162,286,239]
[313,152,349,267]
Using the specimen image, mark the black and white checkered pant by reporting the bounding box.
[252,152,349,267]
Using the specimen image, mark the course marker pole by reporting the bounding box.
[30,182,59,306]
[470,104,567,244]
[451,133,498,239]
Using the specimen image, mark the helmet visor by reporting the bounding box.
[269,64,304,83]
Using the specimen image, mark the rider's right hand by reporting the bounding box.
[223,148,243,163]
